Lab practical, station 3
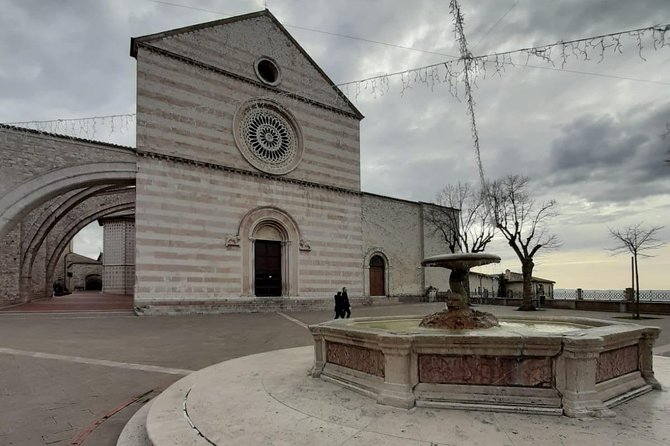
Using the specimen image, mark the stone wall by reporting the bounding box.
[68,262,102,291]
[142,14,353,114]
[0,126,136,240]
[134,157,363,308]
[0,226,21,305]
[361,195,451,297]
[135,43,360,191]
[421,203,452,293]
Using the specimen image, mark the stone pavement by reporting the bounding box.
[0,291,133,313]
[0,301,669,445]
[131,346,670,446]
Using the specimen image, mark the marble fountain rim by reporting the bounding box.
[309,314,660,340]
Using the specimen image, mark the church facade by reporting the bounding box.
[130,10,451,313]
[0,10,454,313]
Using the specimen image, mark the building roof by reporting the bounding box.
[504,271,555,284]
[65,252,102,265]
[0,124,136,153]
[130,9,363,119]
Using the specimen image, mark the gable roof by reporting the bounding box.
[504,271,555,284]
[130,9,363,119]
[66,252,102,265]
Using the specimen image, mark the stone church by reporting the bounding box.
[0,10,454,313]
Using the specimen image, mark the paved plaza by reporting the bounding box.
[1,294,670,445]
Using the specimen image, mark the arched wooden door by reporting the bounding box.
[254,240,282,297]
[369,255,386,296]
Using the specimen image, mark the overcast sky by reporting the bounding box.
[1,0,669,290]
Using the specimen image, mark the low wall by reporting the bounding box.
[134,295,426,315]
[544,300,670,315]
[469,296,670,315]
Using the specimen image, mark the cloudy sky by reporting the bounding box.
[1,0,669,290]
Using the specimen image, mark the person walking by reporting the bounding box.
[334,291,344,319]
[341,286,351,318]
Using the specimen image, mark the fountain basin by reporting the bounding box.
[309,315,660,417]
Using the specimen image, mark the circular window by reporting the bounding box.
[254,57,281,86]
[233,100,303,175]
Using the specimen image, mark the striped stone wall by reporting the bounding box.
[134,156,363,310]
[135,47,360,191]
[146,14,351,114]
[133,16,365,312]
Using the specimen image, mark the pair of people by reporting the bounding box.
[334,287,351,319]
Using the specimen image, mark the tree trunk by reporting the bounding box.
[518,259,536,311]
[634,253,640,319]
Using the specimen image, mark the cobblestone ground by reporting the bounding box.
[1,294,669,445]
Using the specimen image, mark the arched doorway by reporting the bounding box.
[369,255,386,296]
[239,207,302,298]
[254,224,283,297]
[85,274,102,291]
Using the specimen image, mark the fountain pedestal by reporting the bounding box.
[420,253,501,329]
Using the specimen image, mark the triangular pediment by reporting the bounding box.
[131,10,362,119]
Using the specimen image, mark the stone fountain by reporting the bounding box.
[420,252,501,329]
[310,253,661,417]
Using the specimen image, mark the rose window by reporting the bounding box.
[233,100,303,175]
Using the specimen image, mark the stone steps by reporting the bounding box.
[116,400,152,446]
[115,348,670,446]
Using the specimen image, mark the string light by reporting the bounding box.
[2,19,668,142]
[3,114,135,141]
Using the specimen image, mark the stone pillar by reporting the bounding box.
[640,329,662,390]
[558,336,614,417]
[0,226,21,305]
[378,335,415,409]
[576,288,583,300]
[625,288,634,302]
[19,275,33,302]
[309,327,325,378]
[100,215,135,295]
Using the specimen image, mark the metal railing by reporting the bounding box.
[553,289,670,302]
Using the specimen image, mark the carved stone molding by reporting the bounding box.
[225,235,240,247]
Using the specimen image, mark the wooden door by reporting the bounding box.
[255,240,282,296]
[369,255,385,296]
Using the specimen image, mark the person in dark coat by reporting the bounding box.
[341,287,351,318]
[334,291,344,319]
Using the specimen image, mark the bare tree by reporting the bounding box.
[423,183,496,301]
[609,224,666,319]
[425,182,495,254]
[488,175,560,311]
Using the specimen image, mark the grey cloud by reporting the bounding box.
[469,0,670,54]
[546,101,670,203]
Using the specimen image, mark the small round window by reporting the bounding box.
[254,57,281,86]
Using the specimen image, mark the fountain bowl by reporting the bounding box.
[310,314,660,417]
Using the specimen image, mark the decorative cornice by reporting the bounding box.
[137,43,362,120]
[138,150,362,196]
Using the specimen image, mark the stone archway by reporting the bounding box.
[45,203,135,300]
[20,186,130,279]
[85,274,103,291]
[236,207,302,297]
[0,162,136,240]
[363,248,391,297]
[17,190,135,302]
